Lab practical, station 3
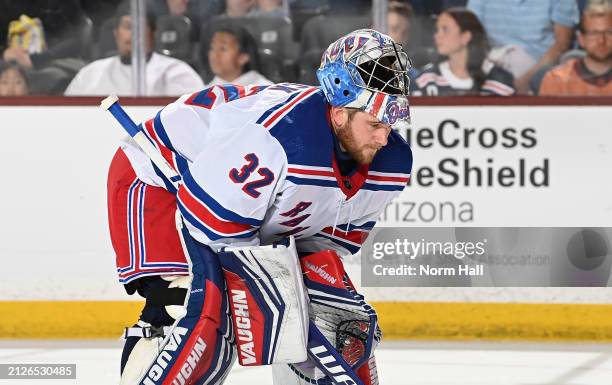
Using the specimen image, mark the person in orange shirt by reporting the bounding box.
[539,4,611,95]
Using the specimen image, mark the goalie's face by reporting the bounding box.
[332,107,391,165]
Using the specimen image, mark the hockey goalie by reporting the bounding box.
[105,28,413,385]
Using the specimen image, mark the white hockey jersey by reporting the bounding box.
[121,83,412,256]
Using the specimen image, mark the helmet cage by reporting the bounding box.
[347,42,411,97]
[317,29,412,127]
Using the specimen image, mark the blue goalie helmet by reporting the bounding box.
[317,29,411,128]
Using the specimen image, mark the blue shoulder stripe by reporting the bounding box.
[362,183,406,192]
[153,109,176,152]
[286,176,337,188]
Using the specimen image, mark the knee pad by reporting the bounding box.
[129,275,189,328]
[162,275,191,320]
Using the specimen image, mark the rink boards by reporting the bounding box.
[0,99,611,340]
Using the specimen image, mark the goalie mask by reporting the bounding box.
[317,29,411,129]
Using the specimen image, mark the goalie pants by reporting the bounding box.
[107,148,189,290]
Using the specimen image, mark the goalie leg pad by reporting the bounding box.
[218,237,310,366]
[120,226,235,385]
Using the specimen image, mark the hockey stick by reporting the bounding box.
[100,95,182,190]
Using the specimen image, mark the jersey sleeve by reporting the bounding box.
[119,87,235,191]
[176,120,287,250]
[140,95,211,172]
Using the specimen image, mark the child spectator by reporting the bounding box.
[412,7,514,96]
[539,3,611,95]
[206,25,272,86]
[0,60,29,96]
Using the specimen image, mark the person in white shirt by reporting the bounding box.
[64,1,203,96]
[206,24,272,87]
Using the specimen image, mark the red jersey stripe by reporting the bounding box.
[177,187,254,235]
[367,174,410,183]
[287,167,335,177]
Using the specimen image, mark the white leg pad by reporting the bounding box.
[272,363,317,385]
[120,328,163,385]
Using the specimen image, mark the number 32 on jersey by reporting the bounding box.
[229,153,275,198]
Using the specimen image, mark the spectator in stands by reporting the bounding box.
[206,25,272,86]
[223,0,256,17]
[539,3,611,95]
[467,0,579,94]
[64,1,203,96]
[388,1,413,48]
[0,61,29,96]
[248,0,287,18]
[412,7,514,96]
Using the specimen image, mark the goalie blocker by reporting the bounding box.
[219,237,310,366]
[222,240,380,385]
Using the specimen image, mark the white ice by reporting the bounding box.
[0,340,611,385]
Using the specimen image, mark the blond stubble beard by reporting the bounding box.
[334,121,381,165]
